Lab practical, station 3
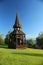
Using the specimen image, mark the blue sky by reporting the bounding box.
[0,0,43,39]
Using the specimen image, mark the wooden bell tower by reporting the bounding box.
[9,13,26,49]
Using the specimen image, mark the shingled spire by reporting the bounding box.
[13,13,21,28]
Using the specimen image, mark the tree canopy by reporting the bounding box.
[36,32,43,49]
[27,39,35,48]
[5,30,12,45]
[0,34,5,45]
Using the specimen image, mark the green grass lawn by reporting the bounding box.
[0,48,43,65]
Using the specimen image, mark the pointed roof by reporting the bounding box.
[13,13,22,28]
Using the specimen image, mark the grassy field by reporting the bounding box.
[0,48,43,65]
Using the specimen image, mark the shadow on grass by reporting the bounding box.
[0,45,43,57]
[12,52,43,57]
